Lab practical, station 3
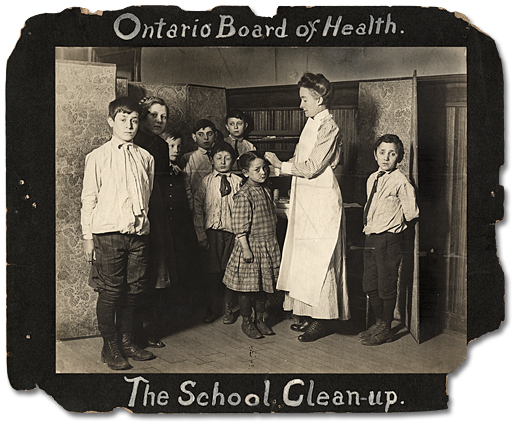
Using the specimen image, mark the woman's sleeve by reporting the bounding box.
[283,121,341,179]
[232,192,252,239]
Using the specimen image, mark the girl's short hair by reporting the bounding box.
[108,97,140,120]
[374,134,405,163]
[210,141,237,162]
[298,73,334,108]
[237,151,265,171]
[138,96,170,120]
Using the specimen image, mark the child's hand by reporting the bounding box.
[242,249,254,263]
[171,164,182,175]
[198,239,209,251]
[83,239,96,264]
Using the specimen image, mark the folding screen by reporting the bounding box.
[55,60,116,339]
[357,75,420,342]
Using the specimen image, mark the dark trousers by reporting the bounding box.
[90,232,149,338]
[203,229,235,313]
[363,232,404,323]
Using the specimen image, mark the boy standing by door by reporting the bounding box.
[359,134,419,346]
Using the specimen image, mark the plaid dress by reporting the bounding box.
[223,182,280,293]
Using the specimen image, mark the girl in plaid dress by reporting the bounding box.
[223,152,281,339]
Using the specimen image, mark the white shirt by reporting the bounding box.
[363,168,419,235]
[193,170,242,242]
[80,136,155,239]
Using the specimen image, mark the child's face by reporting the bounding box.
[141,103,168,136]
[299,87,323,118]
[108,111,139,142]
[374,142,400,171]
[166,137,182,162]
[192,127,215,150]
[225,118,247,139]
[212,150,234,174]
[243,158,267,184]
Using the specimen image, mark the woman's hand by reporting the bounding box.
[265,152,282,170]
[242,249,254,263]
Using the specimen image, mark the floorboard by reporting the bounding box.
[56,317,467,374]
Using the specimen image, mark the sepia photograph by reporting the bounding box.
[4,0,512,420]
[55,45,467,376]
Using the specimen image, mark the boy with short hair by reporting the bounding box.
[81,97,156,370]
[224,110,256,168]
[358,134,419,346]
[182,119,218,211]
[193,142,241,324]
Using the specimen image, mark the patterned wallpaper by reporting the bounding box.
[356,79,413,202]
[357,79,415,324]
[56,60,116,339]
[128,83,226,153]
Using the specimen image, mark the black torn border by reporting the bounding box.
[5,6,504,413]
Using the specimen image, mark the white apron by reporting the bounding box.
[277,115,344,307]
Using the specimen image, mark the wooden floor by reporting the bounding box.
[56,309,466,374]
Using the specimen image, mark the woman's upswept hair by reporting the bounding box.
[138,96,170,120]
[298,73,334,108]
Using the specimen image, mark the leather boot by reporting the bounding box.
[357,318,383,340]
[222,302,236,324]
[101,337,131,370]
[290,317,312,332]
[121,333,156,361]
[241,316,263,339]
[361,321,393,346]
[298,319,331,342]
[255,312,275,336]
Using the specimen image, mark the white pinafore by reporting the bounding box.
[277,113,350,319]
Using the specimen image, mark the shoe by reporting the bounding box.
[101,337,131,370]
[147,339,166,348]
[357,319,383,340]
[298,320,331,342]
[241,316,263,339]
[222,303,236,325]
[361,321,393,346]
[121,333,156,361]
[290,318,311,332]
[255,312,275,336]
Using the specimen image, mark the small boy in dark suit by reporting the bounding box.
[359,134,419,346]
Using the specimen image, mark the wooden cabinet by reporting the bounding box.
[227,82,359,203]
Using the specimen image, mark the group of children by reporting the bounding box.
[81,96,418,371]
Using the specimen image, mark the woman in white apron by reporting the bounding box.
[265,73,350,342]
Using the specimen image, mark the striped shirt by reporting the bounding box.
[193,170,242,243]
[363,168,419,235]
[280,110,342,178]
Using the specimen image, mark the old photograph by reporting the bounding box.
[55,45,467,375]
[5,4,507,416]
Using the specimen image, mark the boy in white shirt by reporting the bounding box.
[358,134,419,346]
[81,97,156,370]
